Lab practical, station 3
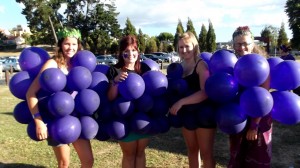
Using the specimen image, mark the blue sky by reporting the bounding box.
[0,0,293,42]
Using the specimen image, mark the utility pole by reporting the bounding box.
[49,16,58,44]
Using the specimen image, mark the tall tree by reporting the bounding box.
[186,17,198,40]
[261,25,278,54]
[173,19,184,51]
[137,29,146,53]
[199,24,207,52]
[206,19,216,52]
[16,0,65,45]
[123,18,137,36]
[16,0,121,53]
[277,22,289,47]
[145,37,158,53]
[285,0,300,49]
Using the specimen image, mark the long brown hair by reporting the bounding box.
[115,35,141,74]
[52,38,82,68]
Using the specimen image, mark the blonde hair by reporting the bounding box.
[178,31,200,62]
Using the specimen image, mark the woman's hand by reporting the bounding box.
[35,119,48,140]
[114,71,128,83]
[169,100,183,115]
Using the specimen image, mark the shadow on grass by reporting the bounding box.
[0,162,47,168]
[1,112,13,116]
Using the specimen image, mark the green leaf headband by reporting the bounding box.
[57,28,81,40]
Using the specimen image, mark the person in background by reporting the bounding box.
[169,32,216,168]
[106,35,149,168]
[279,44,295,60]
[26,28,94,168]
[229,26,272,168]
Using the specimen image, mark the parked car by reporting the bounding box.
[140,54,148,61]
[96,55,117,65]
[152,52,171,63]
[143,54,162,63]
[2,57,21,72]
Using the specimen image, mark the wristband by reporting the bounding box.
[32,112,41,119]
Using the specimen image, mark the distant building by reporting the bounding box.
[12,25,31,37]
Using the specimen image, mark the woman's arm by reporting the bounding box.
[26,59,57,140]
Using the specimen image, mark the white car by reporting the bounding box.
[2,57,21,72]
[96,55,117,65]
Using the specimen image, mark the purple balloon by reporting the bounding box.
[66,66,92,91]
[270,60,300,91]
[205,72,239,103]
[271,91,300,125]
[141,59,160,74]
[234,54,270,87]
[209,49,237,75]
[79,116,99,140]
[113,97,135,118]
[75,89,100,116]
[142,70,168,97]
[149,97,169,118]
[39,68,67,93]
[267,57,283,71]
[216,103,247,134]
[48,91,75,118]
[19,47,50,78]
[240,87,273,117]
[27,121,42,141]
[13,101,32,124]
[71,50,97,72]
[106,119,129,140]
[9,71,32,100]
[49,115,81,144]
[95,121,110,141]
[94,64,110,74]
[130,112,151,134]
[134,93,154,113]
[88,72,109,96]
[199,52,212,65]
[167,63,183,79]
[118,73,145,101]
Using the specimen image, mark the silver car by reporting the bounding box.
[2,57,21,71]
[96,55,117,65]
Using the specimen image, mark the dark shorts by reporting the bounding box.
[179,99,217,130]
[47,138,65,147]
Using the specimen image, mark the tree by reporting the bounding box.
[145,37,157,53]
[186,17,198,41]
[157,32,174,52]
[277,22,289,47]
[285,0,300,49]
[199,24,207,52]
[123,18,137,36]
[137,29,146,53]
[261,25,278,54]
[16,0,122,53]
[173,19,184,51]
[206,19,216,52]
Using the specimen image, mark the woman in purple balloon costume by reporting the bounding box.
[106,35,149,168]
[228,26,272,168]
[26,28,94,168]
[169,32,216,168]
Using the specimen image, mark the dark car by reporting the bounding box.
[143,54,162,63]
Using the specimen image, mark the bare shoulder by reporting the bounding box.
[43,59,58,69]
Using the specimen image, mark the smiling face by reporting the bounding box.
[122,44,139,64]
[233,35,254,57]
[178,39,195,60]
[61,37,79,58]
